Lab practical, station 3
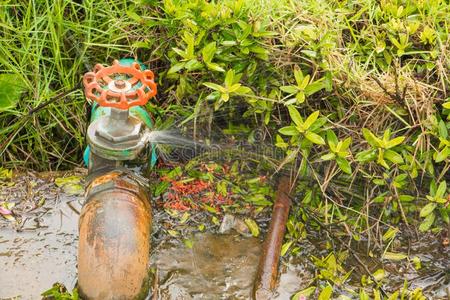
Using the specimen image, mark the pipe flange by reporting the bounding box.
[85,171,149,205]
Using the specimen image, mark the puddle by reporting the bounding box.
[0,172,82,299]
[0,198,80,299]
[152,233,261,299]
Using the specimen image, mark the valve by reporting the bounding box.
[83,60,157,163]
[83,59,157,110]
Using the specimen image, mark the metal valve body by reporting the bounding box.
[87,108,147,161]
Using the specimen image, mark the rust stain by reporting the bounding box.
[78,175,151,300]
[253,176,292,300]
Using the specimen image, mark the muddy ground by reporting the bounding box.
[0,172,448,299]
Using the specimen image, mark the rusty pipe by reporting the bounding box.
[253,176,292,300]
[78,171,152,300]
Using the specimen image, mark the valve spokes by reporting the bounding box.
[83,60,157,110]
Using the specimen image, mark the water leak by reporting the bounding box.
[145,131,200,146]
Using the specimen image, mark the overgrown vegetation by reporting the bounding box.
[0,0,449,298]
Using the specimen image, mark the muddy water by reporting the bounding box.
[152,234,313,300]
[152,233,261,299]
[1,174,449,299]
[0,197,80,299]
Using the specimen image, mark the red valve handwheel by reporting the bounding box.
[83,60,157,110]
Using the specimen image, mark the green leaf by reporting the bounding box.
[387,291,399,300]
[355,149,377,162]
[299,75,310,90]
[420,202,437,218]
[0,168,12,180]
[252,31,278,37]
[203,82,227,93]
[205,62,225,72]
[179,212,190,224]
[201,41,216,63]
[341,137,352,151]
[373,269,386,282]
[377,149,389,168]
[419,212,435,232]
[168,229,179,237]
[359,289,369,300]
[435,181,447,199]
[293,65,304,86]
[244,218,260,237]
[318,285,333,300]
[382,228,398,241]
[308,117,326,132]
[236,86,252,94]
[172,47,187,58]
[399,195,415,202]
[435,147,449,162]
[303,111,320,130]
[295,91,306,103]
[362,128,381,147]
[281,241,293,256]
[438,120,448,139]
[326,130,338,146]
[0,74,27,111]
[292,286,316,299]
[321,153,336,161]
[305,132,325,145]
[184,59,203,71]
[383,252,407,260]
[385,136,405,149]
[279,125,298,136]
[183,238,194,249]
[167,62,186,74]
[228,83,242,93]
[275,134,288,148]
[55,176,83,195]
[222,40,237,46]
[280,85,299,94]
[249,45,269,56]
[384,149,404,164]
[284,98,297,105]
[55,175,81,187]
[220,92,230,102]
[154,181,170,196]
[287,106,303,127]
[305,79,326,96]
[224,69,235,87]
[336,156,352,174]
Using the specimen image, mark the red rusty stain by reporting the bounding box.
[78,175,151,300]
[253,176,292,300]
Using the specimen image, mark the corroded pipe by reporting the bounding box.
[78,171,152,300]
[253,176,292,300]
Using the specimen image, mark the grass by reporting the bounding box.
[0,0,449,298]
[0,1,145,169]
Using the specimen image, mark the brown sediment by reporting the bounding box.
[252,176,292,300]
